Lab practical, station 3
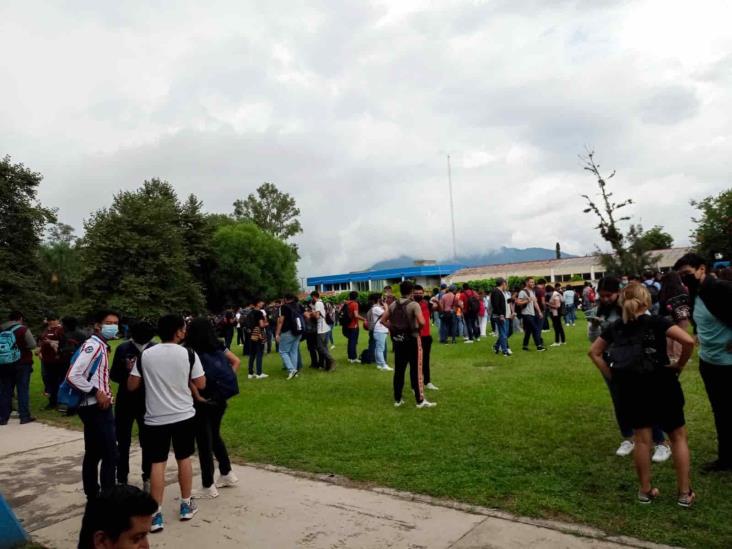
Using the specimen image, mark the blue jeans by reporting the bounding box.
[456,316,464,337]
[344,327,359,360]
[432,311,441,330]
[279,332,301,373]
[439,312,455,343]
[565,304,576,325]
[493,317,510,353]
[0,362,33,422]
[373,331,388,367]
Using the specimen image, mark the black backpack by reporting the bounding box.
[338,301,353,327]
[467,294,480,315]
[607,321,660,375]
[389,300,412,339]
[283,303,305,336]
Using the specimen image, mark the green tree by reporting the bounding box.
[638,225,674,250]
[690,189,732,262]
[79,179,205,319]
[0,155,56,322]
[209,221,298,309]
[233,182,303,241]
[581,151,659,276]
[38,223,82,312]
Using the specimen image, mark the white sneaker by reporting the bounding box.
[425,383,439,390]
[550,343,561,347]
[330,345,336,350]
[506,349,513,356]
[216,471,239,487]
[193,485,219,499]
[382,365,393,371]
[248,374,256,379]
[394,400,405,407]
[287,371,298,380]
[476,338,481,342]
[616,440,635,457]
[652,444,672,463]
[463,337,469,341]
[464,340,474,344]
[257,373,269,379]
[353,359,362,364]
[416,400,437,409]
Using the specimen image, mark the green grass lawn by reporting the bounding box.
[26,317,732,548]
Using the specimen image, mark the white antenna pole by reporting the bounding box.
[447,154,457,260]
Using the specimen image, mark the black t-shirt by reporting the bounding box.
[600,315,673,369]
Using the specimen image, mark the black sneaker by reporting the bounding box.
[522,346,530,351]
[537,346,547,352]
[20,417,37,425]
[493,346,500,355]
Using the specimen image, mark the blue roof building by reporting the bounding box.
[306,262,466,293]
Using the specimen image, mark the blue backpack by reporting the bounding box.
[57,344,103,410]
[0,325,23,365]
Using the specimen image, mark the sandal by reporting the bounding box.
[637,487,660,504]
[677,489,696,508]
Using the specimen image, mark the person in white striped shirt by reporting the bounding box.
[66,310,119,500]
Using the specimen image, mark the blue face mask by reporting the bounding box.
[101,324,118,340]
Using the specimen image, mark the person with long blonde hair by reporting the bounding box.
[588,284,696,507]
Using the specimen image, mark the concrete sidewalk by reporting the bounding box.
[0,422,673,549]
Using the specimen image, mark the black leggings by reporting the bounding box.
[551,315,566,343]
[195,399,232,488]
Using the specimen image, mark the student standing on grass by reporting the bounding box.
[128,314,206,533]
[438,284,456,344]
[380,280,436,409]
[66,310,118,500]
[110,321,155,490]
[311,291,335,371]
[589,284,695,507]
[658,271,692,363]
[516,277,546,352]
[341,291,365,363]
[276,294,305,379]
[546,284,566,346]
[185,318,240,499]
[37,313,65,410]
[674,253,732,473]
[414,285,438,391]
[369,295,392,371]
[490,278,512,356]
[0,311,37,425]
[563,286,577,326]
[246,299,268,379]
[588,277,670,461]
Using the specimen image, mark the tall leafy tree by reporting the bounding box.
[638,225,674,250]
[209,221,298,310]
[0,155,56,322]
[233,182,303,241]
[38,223,82,312]
[691,189,732,262]
[581,151,659,275]
[79,179,205,319]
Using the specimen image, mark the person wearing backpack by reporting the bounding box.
[276,294,306,380]
[311,291,335,371]
[379,280,436,409]
[110,321,155,489]
[127,314,206,532]
[516,278,546,352]
[37,313,66,410]
[245,299,269,379]
[0,310,37,425]
[186,317,241,499]
[414,285,438,391]
[340,291,365,363]
[65,310,119,499]
[674,253,732,473]
[461,283,481,343]
[546,285,566,346]
[589,284,696,507]
[643,271,662,315]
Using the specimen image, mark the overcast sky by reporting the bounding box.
[2,0,731,279]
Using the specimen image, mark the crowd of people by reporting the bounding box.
[0,252,730,546]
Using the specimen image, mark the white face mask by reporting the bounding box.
[100,324,118,339]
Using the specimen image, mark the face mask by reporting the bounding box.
[681,273,699,291]
[101,324,118,340]
[413,295,424,302]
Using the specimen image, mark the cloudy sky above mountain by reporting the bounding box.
[2,0,731,278]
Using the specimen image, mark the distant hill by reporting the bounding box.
[368,247,577,271]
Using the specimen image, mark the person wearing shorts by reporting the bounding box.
[128,314,206,533]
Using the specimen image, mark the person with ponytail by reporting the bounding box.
[588,284,696,507]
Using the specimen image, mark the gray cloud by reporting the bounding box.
[1,0,730,280]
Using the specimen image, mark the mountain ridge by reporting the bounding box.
[368,247,578,271]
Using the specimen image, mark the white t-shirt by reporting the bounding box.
[563,289,576,305]
[371,305,389,333]
[314,300,330,334]
[131,343,205,426]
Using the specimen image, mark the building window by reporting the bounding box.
[371,279,385,291]
[354,281,369,292]
[582,273,592,280]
